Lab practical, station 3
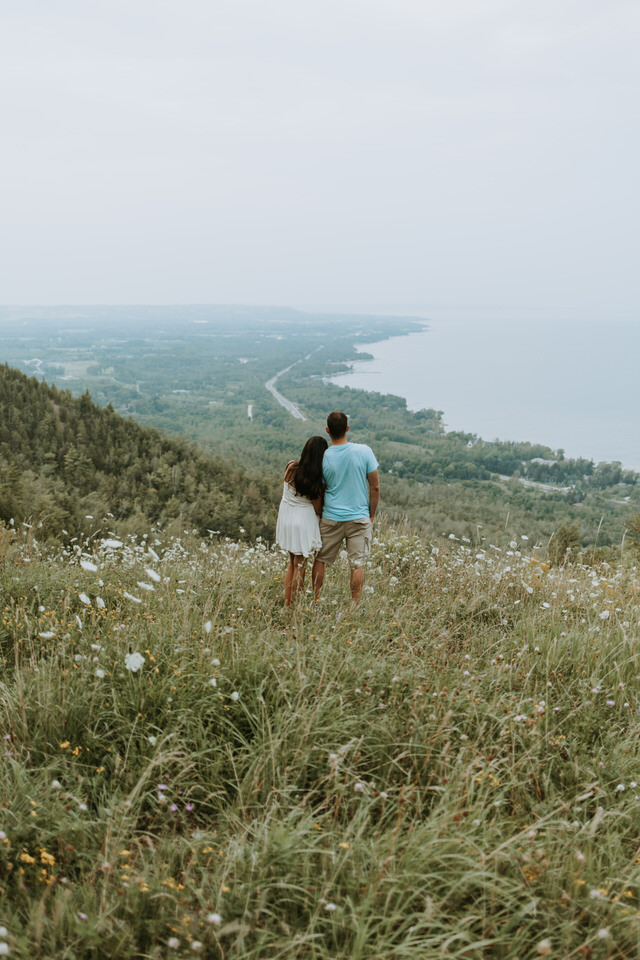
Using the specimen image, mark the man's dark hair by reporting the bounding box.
[327,411,348,440]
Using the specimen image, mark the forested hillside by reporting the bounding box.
[0,365,276,541]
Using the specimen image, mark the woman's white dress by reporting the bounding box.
[275,481,322,557]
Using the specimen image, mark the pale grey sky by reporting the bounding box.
[2,0,638,316]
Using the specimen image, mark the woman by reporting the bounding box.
[275,435,328,605]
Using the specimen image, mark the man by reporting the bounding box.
[312,411,380,605]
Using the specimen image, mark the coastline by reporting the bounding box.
[326,319,640,471]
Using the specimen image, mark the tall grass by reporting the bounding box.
[1,522,640,957]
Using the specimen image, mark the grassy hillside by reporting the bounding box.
[0,364,277,542]
[2,520,640,957]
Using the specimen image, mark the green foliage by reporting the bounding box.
[0,307,638,554]
[0,365,277,543]
[548,523,582,566]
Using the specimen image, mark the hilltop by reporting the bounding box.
[2,519,640,957]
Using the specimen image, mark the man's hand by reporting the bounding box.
[367,469,380,521]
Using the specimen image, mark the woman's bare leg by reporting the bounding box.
[285,553,307,605]
[292,555,307,602]
[284,553,295,605]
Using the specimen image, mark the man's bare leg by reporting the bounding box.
[349,565,364,605]
[312,558,325,601]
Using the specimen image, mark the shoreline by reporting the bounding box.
[326,320,640,472]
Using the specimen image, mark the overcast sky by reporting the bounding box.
[2,0,638,316]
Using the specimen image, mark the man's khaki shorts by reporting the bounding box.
[315,517,372,568]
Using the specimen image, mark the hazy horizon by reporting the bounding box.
[2,1,639,317]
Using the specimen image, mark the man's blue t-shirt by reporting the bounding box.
[322,442,378,521]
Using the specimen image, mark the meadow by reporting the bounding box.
[2,519,640,958]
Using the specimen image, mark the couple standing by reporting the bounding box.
[276,411,380,607]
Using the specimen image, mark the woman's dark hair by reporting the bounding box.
[293,435,328,500]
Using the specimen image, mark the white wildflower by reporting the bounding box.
[80,559,98,572]
[124,652,145,672]
[79,593,91,606]
[145,568,161,582]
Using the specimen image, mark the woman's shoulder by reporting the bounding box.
[284,460,298,482]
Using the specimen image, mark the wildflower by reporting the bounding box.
[124,652,145,672]
[51,780,62,790]
[96,597,106,608]
[38,631,55,639]
[599,610,610,620]
[0,944,9,956]
[185,803,194,812]
[191,943,203,951]
[209,678,217,687]
[354,782,365,793]
[536,940,552,956]
[79,593,91,605]
[615,783,625,792]
[148,736,157,746]
[80,560,98,572]
[597,928,610,939]
[95,668,105,679]
[324,902,337,911]
[230,691,240,702]
[0,929,7,939]
[145,568,161,582]
[207,913,222,925]
[204,621,212,633]
[123,592,142,603]
[167,938,180,949]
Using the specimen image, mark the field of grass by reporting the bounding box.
[2,520,640,958]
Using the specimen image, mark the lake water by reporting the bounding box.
[327,314,640,471]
